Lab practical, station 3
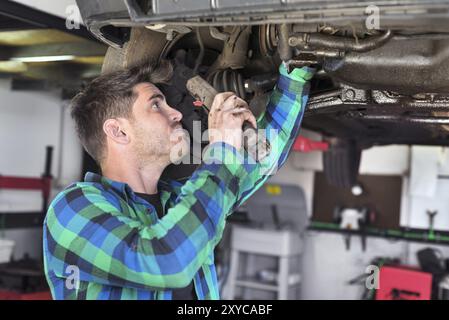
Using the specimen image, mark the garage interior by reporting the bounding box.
[1,0,449,300]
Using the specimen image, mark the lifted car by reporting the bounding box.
[76,0,449,187]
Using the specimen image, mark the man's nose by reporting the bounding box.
[168,106,183,122]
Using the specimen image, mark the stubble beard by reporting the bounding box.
[132,124,170,169]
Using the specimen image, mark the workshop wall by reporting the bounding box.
[2,73,447,298]
[270,130,410,218]
[402,146,449,231]
[265,133,449,299]
[0,78,82,259]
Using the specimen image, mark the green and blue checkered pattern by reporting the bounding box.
[43,64,314,300]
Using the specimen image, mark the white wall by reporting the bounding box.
[0,78,82,259]
[401,146,449,231]
[12,0,82,22]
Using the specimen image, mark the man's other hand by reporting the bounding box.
[208,92,257,150]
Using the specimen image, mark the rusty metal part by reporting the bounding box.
[288,30,393,53]
[284,30,392,73]
[193,28,204,75]
[259,24,278,57]
[244,73,278,94]
[284,50,344,72]
[145,24,192,36]
[277,23,292,61]
[186,75,271,161]
[209,26,230,41]
[303,85,449,146]
[324,37,449,94]
[284,58,318,72]
[360,115,449,125]
[432,111,449,131]
[186,75,217,111]
[207,26,251,75]
[249,93,270,120]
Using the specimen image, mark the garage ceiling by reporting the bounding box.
[0,0,107,90]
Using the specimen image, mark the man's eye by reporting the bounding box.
[151,102,160,110]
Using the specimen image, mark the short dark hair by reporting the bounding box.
[70,60,172,163]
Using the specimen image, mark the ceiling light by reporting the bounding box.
[11,55,75,63]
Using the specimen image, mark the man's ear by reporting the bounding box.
[103,118,130,145]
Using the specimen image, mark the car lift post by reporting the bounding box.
[0,146,53,226]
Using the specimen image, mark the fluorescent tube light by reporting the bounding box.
[11,55,75,63]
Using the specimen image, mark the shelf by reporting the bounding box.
[235,279,278,291]
[309,221,449,246]
[235,277,301,292]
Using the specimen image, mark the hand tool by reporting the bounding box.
[186,75,271,162]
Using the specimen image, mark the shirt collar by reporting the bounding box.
[84,171,172,201]
[84,171,130,194]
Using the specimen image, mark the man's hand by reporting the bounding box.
[208,92,257,150]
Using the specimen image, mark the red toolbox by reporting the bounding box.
[376,266,432,300]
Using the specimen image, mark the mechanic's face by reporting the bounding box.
[129,82,189,167]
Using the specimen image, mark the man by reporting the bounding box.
[43,59,314,300]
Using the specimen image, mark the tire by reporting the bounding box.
[323,138,361,188]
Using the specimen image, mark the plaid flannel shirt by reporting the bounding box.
[43,64,314,300]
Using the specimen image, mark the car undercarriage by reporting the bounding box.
[75,0,449,187]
